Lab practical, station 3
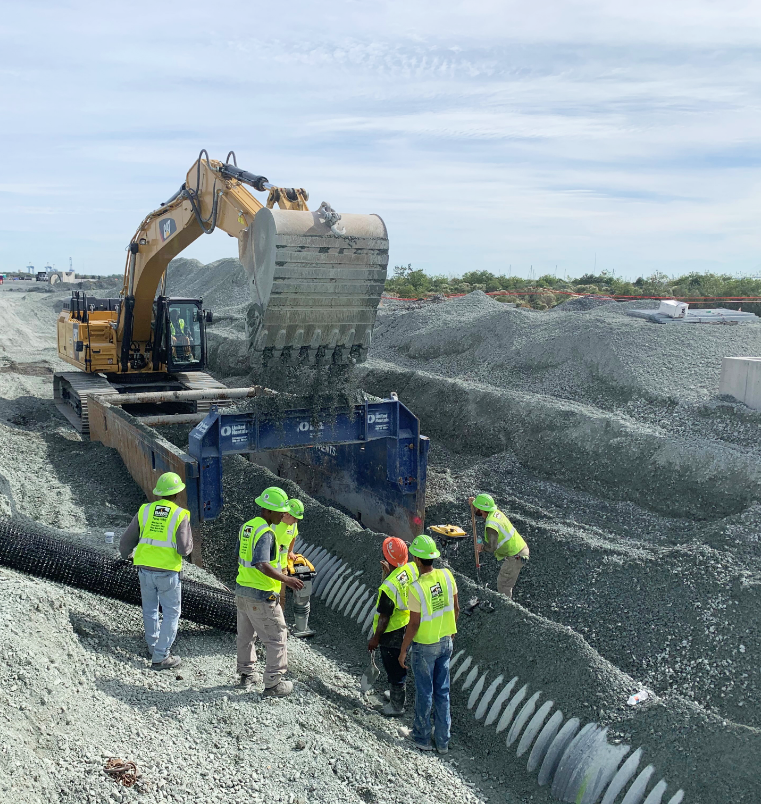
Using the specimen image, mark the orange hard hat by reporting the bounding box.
[382,537,408,567]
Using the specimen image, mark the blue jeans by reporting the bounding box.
[410,636,453,749]
[138,569,182,662]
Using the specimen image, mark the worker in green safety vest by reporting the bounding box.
[367,536,419,717]
[236,486,304,697]
[469,493,529,599]
[398,534,459,754]
[119,472,192,671]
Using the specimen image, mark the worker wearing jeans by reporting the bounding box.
[119,472,193,670]
[399,535,459,754]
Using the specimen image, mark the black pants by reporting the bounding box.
[380,644,407,687]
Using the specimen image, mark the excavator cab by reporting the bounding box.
[153,297,207,373]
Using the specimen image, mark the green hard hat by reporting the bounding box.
[255,486,290,512]
[409,534,440,560]
[153,472,186,497]
[287,498,304,520]
[473,493,497,512]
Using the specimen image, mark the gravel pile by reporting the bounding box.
[370,290,761,407]
[0,566,489,804]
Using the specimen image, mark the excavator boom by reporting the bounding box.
[54,151,389,434]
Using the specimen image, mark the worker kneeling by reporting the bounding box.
[236,486,304,697]
[399,535,460,753]
[119,472,192,671]
[367,537,419,716]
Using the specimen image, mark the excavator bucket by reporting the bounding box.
[239,208,388,368]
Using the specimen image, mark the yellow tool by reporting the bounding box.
[287,554,315,575]
[429,525,467,538]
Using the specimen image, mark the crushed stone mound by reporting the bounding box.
[370,290,761,406]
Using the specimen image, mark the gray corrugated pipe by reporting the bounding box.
[294,538,686,804]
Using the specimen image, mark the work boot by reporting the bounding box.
[381,684,405,716]
[263,680,294,698]
[239,671,262,689]
[151,655,181,671]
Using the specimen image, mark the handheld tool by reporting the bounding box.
[360,651,380,693]
[287,554,317,638]
[471,502,482,585]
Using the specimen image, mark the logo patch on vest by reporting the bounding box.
[154,505,171,519]
[242,526,253,538]
[397,570,410,585]
[429,581,448,612]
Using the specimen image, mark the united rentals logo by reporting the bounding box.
[159,218,177,242]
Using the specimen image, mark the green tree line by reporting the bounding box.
[385,265,761,311]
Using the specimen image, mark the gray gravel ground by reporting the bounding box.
[4,266,761,803]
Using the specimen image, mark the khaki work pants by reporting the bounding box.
[236,595,288,688]
[497,546,530,598]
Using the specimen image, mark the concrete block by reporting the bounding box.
[719,357,761,410]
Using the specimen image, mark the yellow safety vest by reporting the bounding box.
[410,568,457,645]
[486,508,526,560]
[133,499,188,572]
[236,517,281,593]
[274,521,298,570]
[372,562,420,636]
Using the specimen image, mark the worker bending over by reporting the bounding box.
[399,535,459,754]
[470,493,529,598]
[236,486,304,696]
[119,472,191,671]
[367,537,419,716]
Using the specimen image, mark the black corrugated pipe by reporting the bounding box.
[0,518,235,632]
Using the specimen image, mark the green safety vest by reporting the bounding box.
[236,517,281,593]
[372,561,420,636]
[410,568,457,645]
[133,499,188,572]
[274,521,298,570]
[486,508,527,560]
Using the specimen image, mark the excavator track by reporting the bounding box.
[172,371,230,414]
[54,371,230,437]
[242,209,388,369]
[53,372,116,437]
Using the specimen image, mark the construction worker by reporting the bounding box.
[399,535,459,754]
[119,472,191,671]
[236,486,304,697]
[277,498,304,568]
[469,493,529,598]
[367,537,419,716]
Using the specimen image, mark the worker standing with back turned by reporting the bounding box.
[236,486,304,697]
[469,493,529,598]
[119,471,192,671]
[367,537,419,716]
[399,534,459,754]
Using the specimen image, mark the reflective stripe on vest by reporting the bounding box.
[133,499,187,572]
[236,518,280,593]
[486,508,527,560]
[372,562,419,636]
[410,568,457,644]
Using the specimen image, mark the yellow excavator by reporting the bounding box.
[54,150,389,434]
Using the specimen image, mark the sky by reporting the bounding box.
[1,0,761,280]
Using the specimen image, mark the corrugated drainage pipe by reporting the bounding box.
[0,518,236,632]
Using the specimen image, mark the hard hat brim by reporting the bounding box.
[153,481,186,496]
[255,495,290,512]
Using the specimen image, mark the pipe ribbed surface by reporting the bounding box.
[0,518,236,632]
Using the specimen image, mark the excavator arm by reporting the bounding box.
[119,151,388,370]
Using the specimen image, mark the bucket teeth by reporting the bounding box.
[242,208,388,371]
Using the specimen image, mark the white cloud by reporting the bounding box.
[0,0,760,278]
